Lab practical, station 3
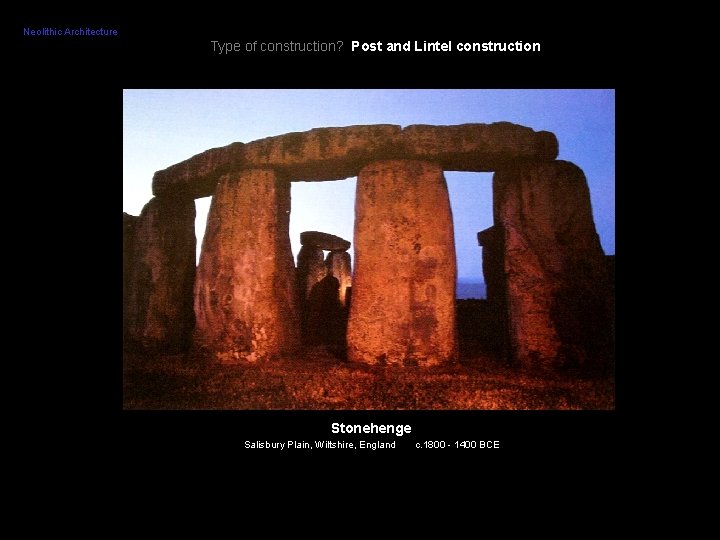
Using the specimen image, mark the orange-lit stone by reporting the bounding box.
[326,250,352,307]
[347,160,458,366]
[193,169,300,362]
[124,198,196,352]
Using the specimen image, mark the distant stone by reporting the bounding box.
[297,246,327,299]
[477,225,509,356]
[477,226,505,307]
[326,250,352,306]
[296,245,327,344]
[305,274,346,350]
[300,231,351,251]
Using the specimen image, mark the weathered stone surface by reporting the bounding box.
[240,125,401,183]
[605,255,615,354]
[493,161,612,370]
[400,122,558,172]
[123,213,138,343]
[124,198,196,351]
[193,168,299,362]
[347,160,458,366]
[123,212,138,283]
[296,246,352,350]
[300,231,351,251]
[326,250,352,307]
[605,255,615,296]
[152,123,558,199]
[123,212,138,231]
[152,142,245,199]
[153,125,400,197]
[296,246,327,300]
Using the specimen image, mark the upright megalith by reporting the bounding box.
[123,212,138,296]
[306,273,346,352]
[493,160,612,370]
[123,213,138,343]
[477,226,504,309]
[296,245,327,301]
[124,198,196,351]
[296,244,326,343]
[347,159,458,366]
[193,168,300,362]
[477,225,509,357]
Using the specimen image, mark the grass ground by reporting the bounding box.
[124,301,614,410]
[123,347,614,410]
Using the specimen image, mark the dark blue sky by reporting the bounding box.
[123,90,614,280]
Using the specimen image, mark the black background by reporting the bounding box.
[12,12,631,464]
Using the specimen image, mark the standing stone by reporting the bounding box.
[193,169,299,362]
[123,212,138,344]
[297,245,327,301]
[297,231,352,347]
[493,160,612,370]
[123,212,138,299]
[605,255,615,355]
[477,226,509,357]
[347,159,458,366]
[477,226,504,309]
[326,250,352,307]
[305,273,345,351]
[125,198,196,352]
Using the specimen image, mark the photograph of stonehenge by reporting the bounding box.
[123,90,615,409]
